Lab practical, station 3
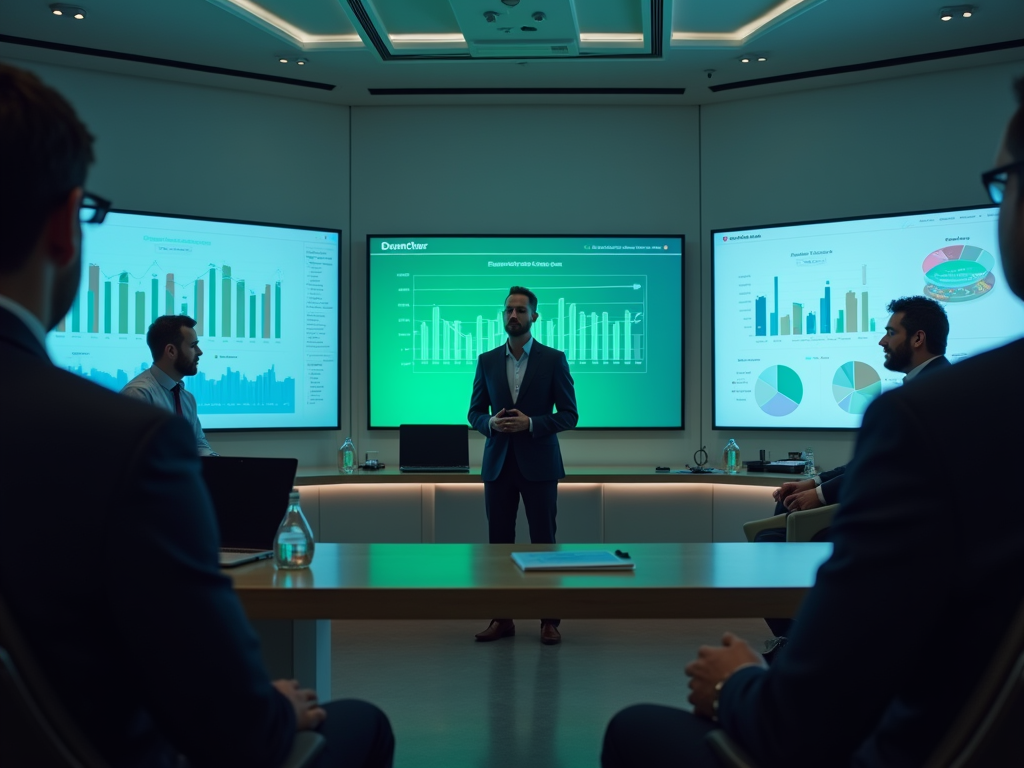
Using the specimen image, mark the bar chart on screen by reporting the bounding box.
[409,274,648,371]
[48,211,340,429]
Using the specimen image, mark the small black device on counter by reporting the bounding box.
[655,466,670,472]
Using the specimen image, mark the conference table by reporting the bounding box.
[229,541,832,699]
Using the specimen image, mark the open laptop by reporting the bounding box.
[200,456,299,567]
[399,424,470,472]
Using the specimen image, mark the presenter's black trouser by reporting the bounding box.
[484,447,560,626]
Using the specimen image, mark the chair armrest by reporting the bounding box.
[786,504,838,542]
[281,732,326,768]
[742,513,789,542]
[705,729,758,768]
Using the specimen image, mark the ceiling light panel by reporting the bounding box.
[671,0,826,46]
[449,0,581,58]
[206,0,363,50]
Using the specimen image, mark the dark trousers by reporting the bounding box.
[755,522,832,638]
[484,447,560,627]
[602,704,721,768]
[310,699,394,768]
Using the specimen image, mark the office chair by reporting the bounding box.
[0,593,324,768]
[704,596,1024,768]
[742,504,838,543]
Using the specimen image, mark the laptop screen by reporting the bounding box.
[399,425,470,470]
[200,456,298,549]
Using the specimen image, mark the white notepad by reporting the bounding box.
[511,551,635,571]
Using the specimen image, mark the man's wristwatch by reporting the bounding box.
[711,679,725,721]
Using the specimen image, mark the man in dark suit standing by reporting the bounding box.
[0,63,393,768]
[469,286,579,645]
[601,78,1024,768]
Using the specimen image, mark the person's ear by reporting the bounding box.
[43,188,83,268]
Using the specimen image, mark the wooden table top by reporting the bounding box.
[229,542,831,620]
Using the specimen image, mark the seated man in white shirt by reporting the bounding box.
[122,314,217,456]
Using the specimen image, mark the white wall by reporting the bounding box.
[10,56,1022,473]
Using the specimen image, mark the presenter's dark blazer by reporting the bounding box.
[468,340,578,483]
[0,306,293,768]
[819,355,950,506]
[718,342,1024,767]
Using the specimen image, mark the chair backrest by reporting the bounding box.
[785,504,837,542]
[0,594,108,768]
[925,597,1024,768]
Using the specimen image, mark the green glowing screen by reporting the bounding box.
[368,236,683,429]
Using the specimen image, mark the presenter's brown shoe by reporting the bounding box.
[475,619,515,642]
[540,623,561,645]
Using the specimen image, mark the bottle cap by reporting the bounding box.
[289,488,300,501]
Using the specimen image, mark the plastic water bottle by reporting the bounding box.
[723,439,741,474]
[274,489,315,569]
[339,436,356,475]
[803,447,815,476]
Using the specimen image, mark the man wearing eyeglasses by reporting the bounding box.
[0,64,393,768]
[602,78,1024,768]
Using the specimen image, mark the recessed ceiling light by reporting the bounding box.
[49,4,86,19]
[757,56,767,62]
[939,5,975,21]
[740,57,750,63]
[278,57,289,64]
[296,59,307,66]
[739,53,768,64]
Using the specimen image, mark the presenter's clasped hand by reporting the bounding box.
[495,408,529,433]
[684,633,766,720]
[272,679,327,731]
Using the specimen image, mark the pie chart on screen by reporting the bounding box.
[755,365,803,417]
[922,244,996,302]
[832,361,881,415]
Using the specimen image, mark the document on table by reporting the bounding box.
[511,551,636,571]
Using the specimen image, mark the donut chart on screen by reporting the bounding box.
[832,361,881,415]
[922,244,996,302]
[754,365,803,417]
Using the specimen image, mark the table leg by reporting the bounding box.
[250,619,332,700]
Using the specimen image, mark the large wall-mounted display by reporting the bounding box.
[48,210,340,430]
[368,235,684,429]
[712,204,1024,430]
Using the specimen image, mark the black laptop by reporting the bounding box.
[200,456,299,566]
[399,425,470,472]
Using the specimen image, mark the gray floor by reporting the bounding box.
[330,618,774,768]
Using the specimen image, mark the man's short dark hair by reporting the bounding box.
[147,315,197,361]
[886,296,949,355]
[1008,76,1024,161]
[0,64,95,272]
[506,286,538,314]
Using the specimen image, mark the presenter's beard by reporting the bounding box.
[506,320,530,337]
[883,341,912,372]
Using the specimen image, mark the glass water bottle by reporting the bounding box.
[274,489,315,569]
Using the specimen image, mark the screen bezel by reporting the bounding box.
[366,233,685,431]
[69,207,343,433]
[710,203,999,432]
